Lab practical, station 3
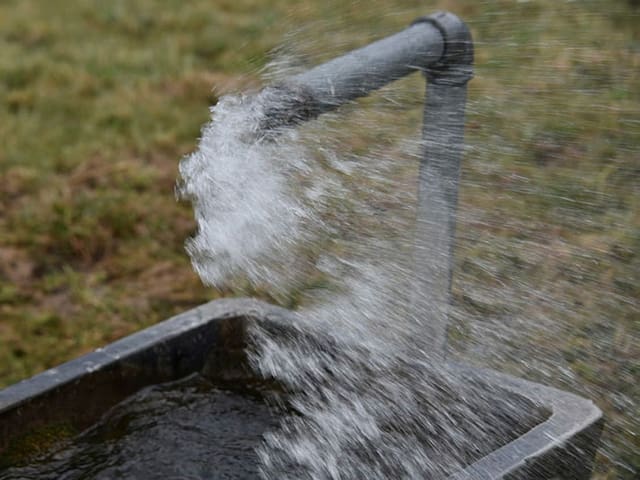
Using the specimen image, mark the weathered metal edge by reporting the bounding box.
[0,298,279,414]
[0,298,602,479]
[451,365,603,479]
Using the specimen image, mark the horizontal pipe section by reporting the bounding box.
[260,21,445,131]
[288,21,445,110]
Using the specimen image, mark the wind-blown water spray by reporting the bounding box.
[179,90,539,477]
[181,11,474,351]
[176,12,579,479]
[177,90,319,292]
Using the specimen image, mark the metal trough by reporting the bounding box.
[0,11,603,478]
[0,299,603,478]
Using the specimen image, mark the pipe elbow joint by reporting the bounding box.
[412,11,474,86]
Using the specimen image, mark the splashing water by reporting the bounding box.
[179,3,639,478]
[177,65,544,478]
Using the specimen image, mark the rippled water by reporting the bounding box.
[0,371,544,479]
[1,375,280,480]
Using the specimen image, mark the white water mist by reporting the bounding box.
[178,61,540,477]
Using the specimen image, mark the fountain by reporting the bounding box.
[0,11,603,479]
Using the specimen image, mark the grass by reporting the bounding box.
[0,0,638,478]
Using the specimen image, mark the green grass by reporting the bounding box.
[0,0,638,478]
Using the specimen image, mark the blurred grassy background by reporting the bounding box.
[0,0,638,478]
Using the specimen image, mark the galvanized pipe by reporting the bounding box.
[286,21,445,112]
[262,11,473,129]
[262,11,474,354]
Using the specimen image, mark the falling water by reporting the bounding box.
[178,2,639,478]
[176,60,544,478]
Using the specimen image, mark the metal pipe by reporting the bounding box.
[260,11,473,131]
[261,12,474,355]
[413,12,473,355]
[259,15,445,131]
[287,21,445,111]
[413,82,469,354]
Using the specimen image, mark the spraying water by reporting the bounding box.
[178,3,639,477]
[0,2,636,479]
[177,90,317,293]
[175,54,548,477]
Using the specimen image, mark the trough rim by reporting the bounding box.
[0,298,603,478]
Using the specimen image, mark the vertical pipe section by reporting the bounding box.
[414,83,468,355]
[412,12,473,355]
[261,21,445,131]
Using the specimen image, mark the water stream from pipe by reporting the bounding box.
[178,3,639,476]
[177,64,543,478]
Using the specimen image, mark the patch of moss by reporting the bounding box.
[0,422,77,469]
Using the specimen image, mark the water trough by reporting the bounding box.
[0,299,603,478]
[0,11,603,479]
